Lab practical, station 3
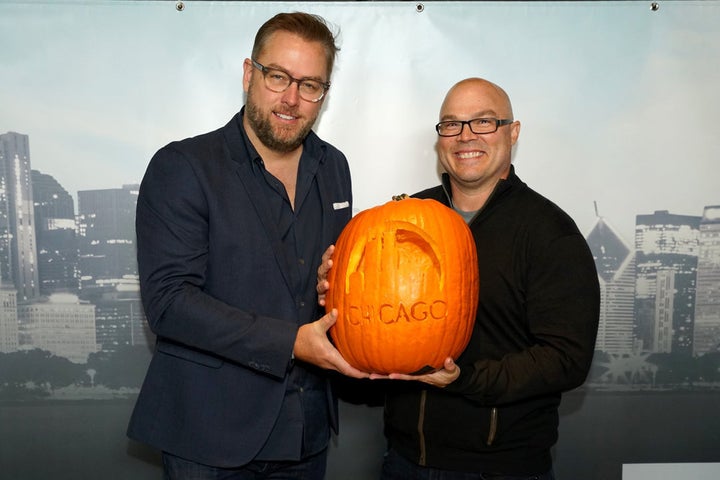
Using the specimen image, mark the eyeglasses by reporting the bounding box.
[251,59,330,103]
[435,118,514,137]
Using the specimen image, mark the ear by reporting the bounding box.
[510,120,521,146]
[242,58,253,93]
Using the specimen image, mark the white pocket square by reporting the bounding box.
[333,201,350,210]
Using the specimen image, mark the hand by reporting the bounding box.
[371,357,460,388]
[294,308,370,379]
[316,245,335,307]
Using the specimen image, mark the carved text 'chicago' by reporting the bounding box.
[346,300,448,325]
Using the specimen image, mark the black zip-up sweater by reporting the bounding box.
[384,166,600,475]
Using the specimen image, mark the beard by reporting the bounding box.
[245,88,317,154]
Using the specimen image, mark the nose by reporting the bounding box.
[457,122,478,141]
[281,81,301,105]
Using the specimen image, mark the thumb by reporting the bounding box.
[444,357,457,371]
[319,309,338,331]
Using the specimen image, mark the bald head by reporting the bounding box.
[434,77,521,210]
[440,78,514,122]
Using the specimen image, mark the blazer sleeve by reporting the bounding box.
[136,142,296,379]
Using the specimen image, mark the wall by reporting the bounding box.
[1,1,718,479]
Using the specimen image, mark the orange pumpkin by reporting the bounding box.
[325,196,479,374]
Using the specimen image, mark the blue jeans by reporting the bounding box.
[162,449,327,480]
[380,448,556,480]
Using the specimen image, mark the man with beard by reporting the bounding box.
[127,12,368,479]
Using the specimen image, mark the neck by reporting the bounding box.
[451,184,494,212]
[449,165,512,211]
[257,145,302,170]
[248,135,301,209]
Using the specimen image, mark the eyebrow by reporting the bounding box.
[440,110,499,121]
[262,62,326,83]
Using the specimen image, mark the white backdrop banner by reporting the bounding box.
[3,1,717,240]
[1,2,719,479]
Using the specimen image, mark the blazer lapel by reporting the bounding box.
[234,160,297,294]
[315,171,334,250]
[223,120,296,295]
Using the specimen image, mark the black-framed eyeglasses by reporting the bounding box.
[251,59,330,103]
[435,118,514,137]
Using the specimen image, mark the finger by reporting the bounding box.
[318,246,335,273]
[444,357,456,371]
[317,259,333,286]
[336,360,371,379]
[316,279,330,295]
[339,365,371,379]
[318,309,338,331]
[325,346,367,378]
[321,244,336,262]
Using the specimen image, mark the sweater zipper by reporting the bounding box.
[487,407,498,446]
[418,389,427,466]
[442,179,500,226]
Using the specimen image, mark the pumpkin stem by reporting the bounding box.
[392,193,410,201]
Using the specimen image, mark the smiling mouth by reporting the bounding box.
[274,111,298,121]
[456,151,484,159]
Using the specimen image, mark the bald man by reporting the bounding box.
[379,78,600,480]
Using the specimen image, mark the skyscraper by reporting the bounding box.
[32,170,79,295]
[77,184,139,294]
[587,216,636,354]
[0,282,18,353]
[76,184,149,351]
[693,205,720,355]
[17,293,96,363]
[0,132,40,301]
[635,210,700,354]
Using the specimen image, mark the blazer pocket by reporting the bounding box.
[156,340,224,368]
[331,203,353,238]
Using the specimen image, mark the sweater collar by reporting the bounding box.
[441,164,522,211]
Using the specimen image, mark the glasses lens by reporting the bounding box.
[262,68,325,102]
[469,118,497,134]
[297,80,324,102]
[436,118,503,136]
[437,121,461,136]
[263,68,291,93]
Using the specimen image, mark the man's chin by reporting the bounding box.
[274,142,303,153]
[271,125,313,151]
[264,134,304,153]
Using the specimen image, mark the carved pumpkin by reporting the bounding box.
[326,196,478,374]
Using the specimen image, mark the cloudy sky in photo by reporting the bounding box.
[1,0,718,243]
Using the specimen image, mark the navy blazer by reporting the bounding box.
[127,112,353,467]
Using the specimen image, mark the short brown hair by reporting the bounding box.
[252,12,340,78]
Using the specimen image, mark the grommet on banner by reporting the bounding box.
[416,3,425,13]
[650,2,660,11]
[176,1,185,12]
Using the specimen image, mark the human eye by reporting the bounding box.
[473,118,494,126]
[300,80,321,93]
[437,121,461,135]
[266,69,289,84]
